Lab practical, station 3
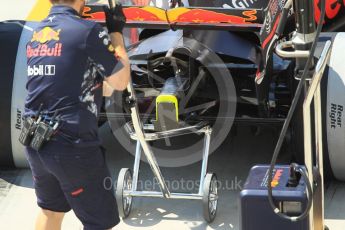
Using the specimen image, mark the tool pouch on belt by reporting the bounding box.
[19,117,38,146]
[30,121,57,151]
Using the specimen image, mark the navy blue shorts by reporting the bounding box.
[25,142,120,230]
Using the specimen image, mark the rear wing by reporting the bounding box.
[83,4,264,31]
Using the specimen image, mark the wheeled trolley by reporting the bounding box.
[115,80,219,223]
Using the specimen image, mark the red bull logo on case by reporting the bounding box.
[271,169,283,188]
[31,27,61,43]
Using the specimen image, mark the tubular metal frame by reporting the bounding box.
[276,41,310,58]
[125,80,214,200]
[303,40,332,230]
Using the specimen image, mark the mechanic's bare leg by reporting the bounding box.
[35,209,65,230]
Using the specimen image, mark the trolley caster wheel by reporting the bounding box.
[116,168,133,219]
[202,173,218,223]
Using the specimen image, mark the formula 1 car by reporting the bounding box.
[1,0,345,183]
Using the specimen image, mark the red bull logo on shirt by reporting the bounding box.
[27,43,62,58]
[27,27,63,58]
[31,27,61,43]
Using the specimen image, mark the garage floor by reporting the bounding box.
[1,124,344,230]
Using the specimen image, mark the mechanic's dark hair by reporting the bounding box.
[50,0,76,4]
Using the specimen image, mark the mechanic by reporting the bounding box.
[24,0,130,229]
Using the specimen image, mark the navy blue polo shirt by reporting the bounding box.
[25,5,120,147]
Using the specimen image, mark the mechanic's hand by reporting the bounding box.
[103,4,126,34]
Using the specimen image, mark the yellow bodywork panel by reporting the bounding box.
[156,94,179,122]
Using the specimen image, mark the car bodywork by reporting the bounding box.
[1,0,345,181]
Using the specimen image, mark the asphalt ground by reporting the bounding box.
[1,124,344,230]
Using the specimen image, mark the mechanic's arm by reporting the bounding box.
[105,32,130,92]
[103,4,130,94]
[103,80,114,97]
